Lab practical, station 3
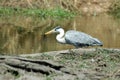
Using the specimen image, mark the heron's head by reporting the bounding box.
[45,26,63,35]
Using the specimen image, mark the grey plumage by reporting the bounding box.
[65,30,103,48]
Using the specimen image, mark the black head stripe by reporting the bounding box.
[55,26,61,31]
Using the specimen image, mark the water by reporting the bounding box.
[0,14,120,54]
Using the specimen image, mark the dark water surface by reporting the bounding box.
[0,14,120,54]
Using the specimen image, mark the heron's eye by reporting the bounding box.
[55,28,58,31]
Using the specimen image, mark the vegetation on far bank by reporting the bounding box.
[0,7,76,19]
[109,0,120,19]
[0,0,120,18]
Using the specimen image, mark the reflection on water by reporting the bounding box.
[0,14,120,54]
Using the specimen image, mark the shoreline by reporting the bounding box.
[20,48,120,57]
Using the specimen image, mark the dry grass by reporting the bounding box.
[0,0,81,11]
[0,0,112,14]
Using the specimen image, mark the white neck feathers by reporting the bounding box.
[56,28,66,44]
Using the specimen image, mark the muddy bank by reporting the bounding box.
[0,48,120,80]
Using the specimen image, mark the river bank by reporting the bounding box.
[0,48,120,80]
[0,0,116,16]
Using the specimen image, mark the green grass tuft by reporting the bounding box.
[0,7,76,19]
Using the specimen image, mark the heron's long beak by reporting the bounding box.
[45,30,54,35]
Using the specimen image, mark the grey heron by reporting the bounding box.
[45,26,103,48]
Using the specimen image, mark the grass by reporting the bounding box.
[0,7,76,19]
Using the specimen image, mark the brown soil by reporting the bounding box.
[0,48,120,80]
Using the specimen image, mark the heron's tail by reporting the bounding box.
[92,38,103,46]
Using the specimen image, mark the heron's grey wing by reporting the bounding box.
[65,30,102,47]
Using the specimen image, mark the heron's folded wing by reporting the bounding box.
[65,30,102,46]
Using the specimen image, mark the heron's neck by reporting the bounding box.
[56,29,66,44]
